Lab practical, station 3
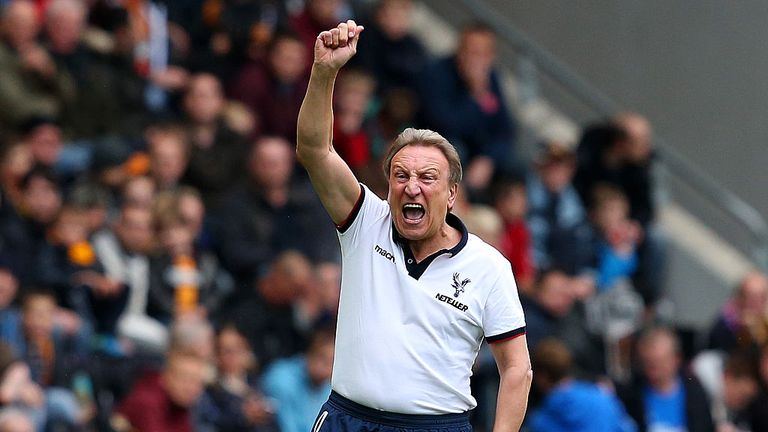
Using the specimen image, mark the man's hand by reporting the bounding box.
[314,20,364,73]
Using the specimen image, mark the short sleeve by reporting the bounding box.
[483,260,526,343]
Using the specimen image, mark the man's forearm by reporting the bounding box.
[296,65,338,164]
[493,366,533,432]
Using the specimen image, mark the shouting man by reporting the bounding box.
[297,19,531,432]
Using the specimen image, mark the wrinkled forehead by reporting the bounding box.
[390,144,450,173]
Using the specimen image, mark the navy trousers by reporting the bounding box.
[312,391,472,432]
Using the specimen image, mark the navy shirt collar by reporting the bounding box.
[392,212,469,280]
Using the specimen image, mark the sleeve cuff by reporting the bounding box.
[485,326,526,344]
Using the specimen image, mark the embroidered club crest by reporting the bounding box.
[451,272,471,298]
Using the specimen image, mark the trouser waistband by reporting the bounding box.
[327,391,471,428]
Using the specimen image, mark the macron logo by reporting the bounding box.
[374,244,395,263]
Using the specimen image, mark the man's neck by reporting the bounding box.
[408,223,461,262]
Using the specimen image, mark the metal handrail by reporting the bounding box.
[454,0,768,270]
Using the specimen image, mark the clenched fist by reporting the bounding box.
[314,20,364,73]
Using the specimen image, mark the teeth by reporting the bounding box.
[404,204,423,209]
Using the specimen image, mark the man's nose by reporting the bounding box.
[405,177,421,196]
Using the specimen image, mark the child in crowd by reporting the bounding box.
[492,176,535,294]
[590,184,642,292]
[148,190,233,324]
[197,325,278,432]
[37,205,109,346]
[2,290,91,430]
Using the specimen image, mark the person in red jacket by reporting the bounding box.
[492,176,535,295]
[113,349,208,432]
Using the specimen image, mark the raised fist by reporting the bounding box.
[314,20,364,72]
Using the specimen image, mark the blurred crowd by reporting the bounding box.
[0,0,764,431]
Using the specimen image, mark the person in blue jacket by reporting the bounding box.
[528,338,637,432]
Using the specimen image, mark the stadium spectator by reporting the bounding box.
[575,113,666,307]
[197,325,279,432]
[113,349,208,432]
[692,349,759,432]
[528,338,636,432]
[261,325,335,432]
[79,2,150,139]
[527,142,594,275]
[420,23,517,194]
[230,33,309,140]
[610,113,655,227]
[707,271,768,353]
[575,113,655,227]
[91,205,162,353]
[492,175,535,294]
[215,136,338,283]
[0,0,74,133]
[125,0,191,113]
[1,289,86,431]
[147,190,233,324]
[180,73,247,208]
[35,204,105,344]
[43,0,123,140]
[148,124,190,191]
[522,268,604,377]
[0,167,62,287]
[590,185,642,293]
[352,0,428,95]
[227,251,315,366]
[619,326,715,432]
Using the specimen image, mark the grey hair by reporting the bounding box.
[381,128,463,185]
[169,317,214,352]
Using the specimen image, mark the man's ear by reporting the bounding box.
[447,183,458,211]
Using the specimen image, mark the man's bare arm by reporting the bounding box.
[490,335,533,432]
[296,20,364,225]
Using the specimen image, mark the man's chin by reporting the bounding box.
[394,222,426,241]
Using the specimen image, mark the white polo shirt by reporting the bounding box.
[331,184,526,414]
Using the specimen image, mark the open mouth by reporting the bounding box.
[402,203,426,223]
